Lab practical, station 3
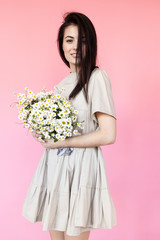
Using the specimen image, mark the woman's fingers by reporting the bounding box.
[32,130,36,138]
[32,130,42,141]
[32,130,37,138]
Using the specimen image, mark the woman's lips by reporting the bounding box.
[71,53,80,58]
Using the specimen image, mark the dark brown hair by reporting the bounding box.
[57,11,99,104]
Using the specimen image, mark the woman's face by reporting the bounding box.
[62,24,86,73]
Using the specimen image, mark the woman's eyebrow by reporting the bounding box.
[65,35,86,39]
[65,36,74,39]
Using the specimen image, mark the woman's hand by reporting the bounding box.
[32,130,43,142]
[32,130,62,149]
[40,139,61,149]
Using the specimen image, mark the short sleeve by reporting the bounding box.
[90,69,117,123]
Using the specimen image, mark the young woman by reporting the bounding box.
[22,12,117,240]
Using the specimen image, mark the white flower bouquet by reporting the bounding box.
[11,86,85,155]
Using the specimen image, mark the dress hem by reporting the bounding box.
[22,212,117,236]
[42,225,117,236]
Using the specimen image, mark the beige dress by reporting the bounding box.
[22,67,117,236]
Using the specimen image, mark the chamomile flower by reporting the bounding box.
[57,128,63,134]
[51,121,55,126]
[44,102,49,108]
[34,103,39,108]
[61,88,66,91]
[51,104,58,111]
[55,126,59,132]
[73,130,78,135]
[60,119,67,125]
[47,115,52,120]
[41,120,47,125]
[60,135,66,141]
[28,90,34,95]
[27,97,32,102]
[28,119,32,124]
[74,109,78,114]
[45,135,50,140]
[43,132,48,136]
[67,132,72,137]
[38,116,43,121]
[18,114,23,120]
[58,112,65,118]
[52,112,56,117]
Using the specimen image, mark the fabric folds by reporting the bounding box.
[22,147,117,236]
[89,69,117,123]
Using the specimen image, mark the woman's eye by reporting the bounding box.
[66,40,72,42]
[66,39,86,43]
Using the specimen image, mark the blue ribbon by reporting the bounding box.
[57,147,74,156]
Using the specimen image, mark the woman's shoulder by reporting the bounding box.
[91,67,102,74]
[88,67,113,97]
[89,67,110,86]
[90,67,109,81]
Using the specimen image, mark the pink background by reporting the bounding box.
[0,0,160,239]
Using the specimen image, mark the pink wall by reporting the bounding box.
[0,0,160,239]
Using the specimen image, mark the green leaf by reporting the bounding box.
[41,134,45,140]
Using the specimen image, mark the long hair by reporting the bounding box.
[57,12,99,104]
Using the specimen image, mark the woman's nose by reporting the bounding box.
[73,40,78,50]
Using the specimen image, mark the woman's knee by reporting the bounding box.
[49,230,65,240]
[64,231,90,240]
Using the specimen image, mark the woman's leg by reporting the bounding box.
[49,230,65,240]
[64,231,90,240]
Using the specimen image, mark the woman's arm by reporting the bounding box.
[62,112,116,148]
[39,112,116,149]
